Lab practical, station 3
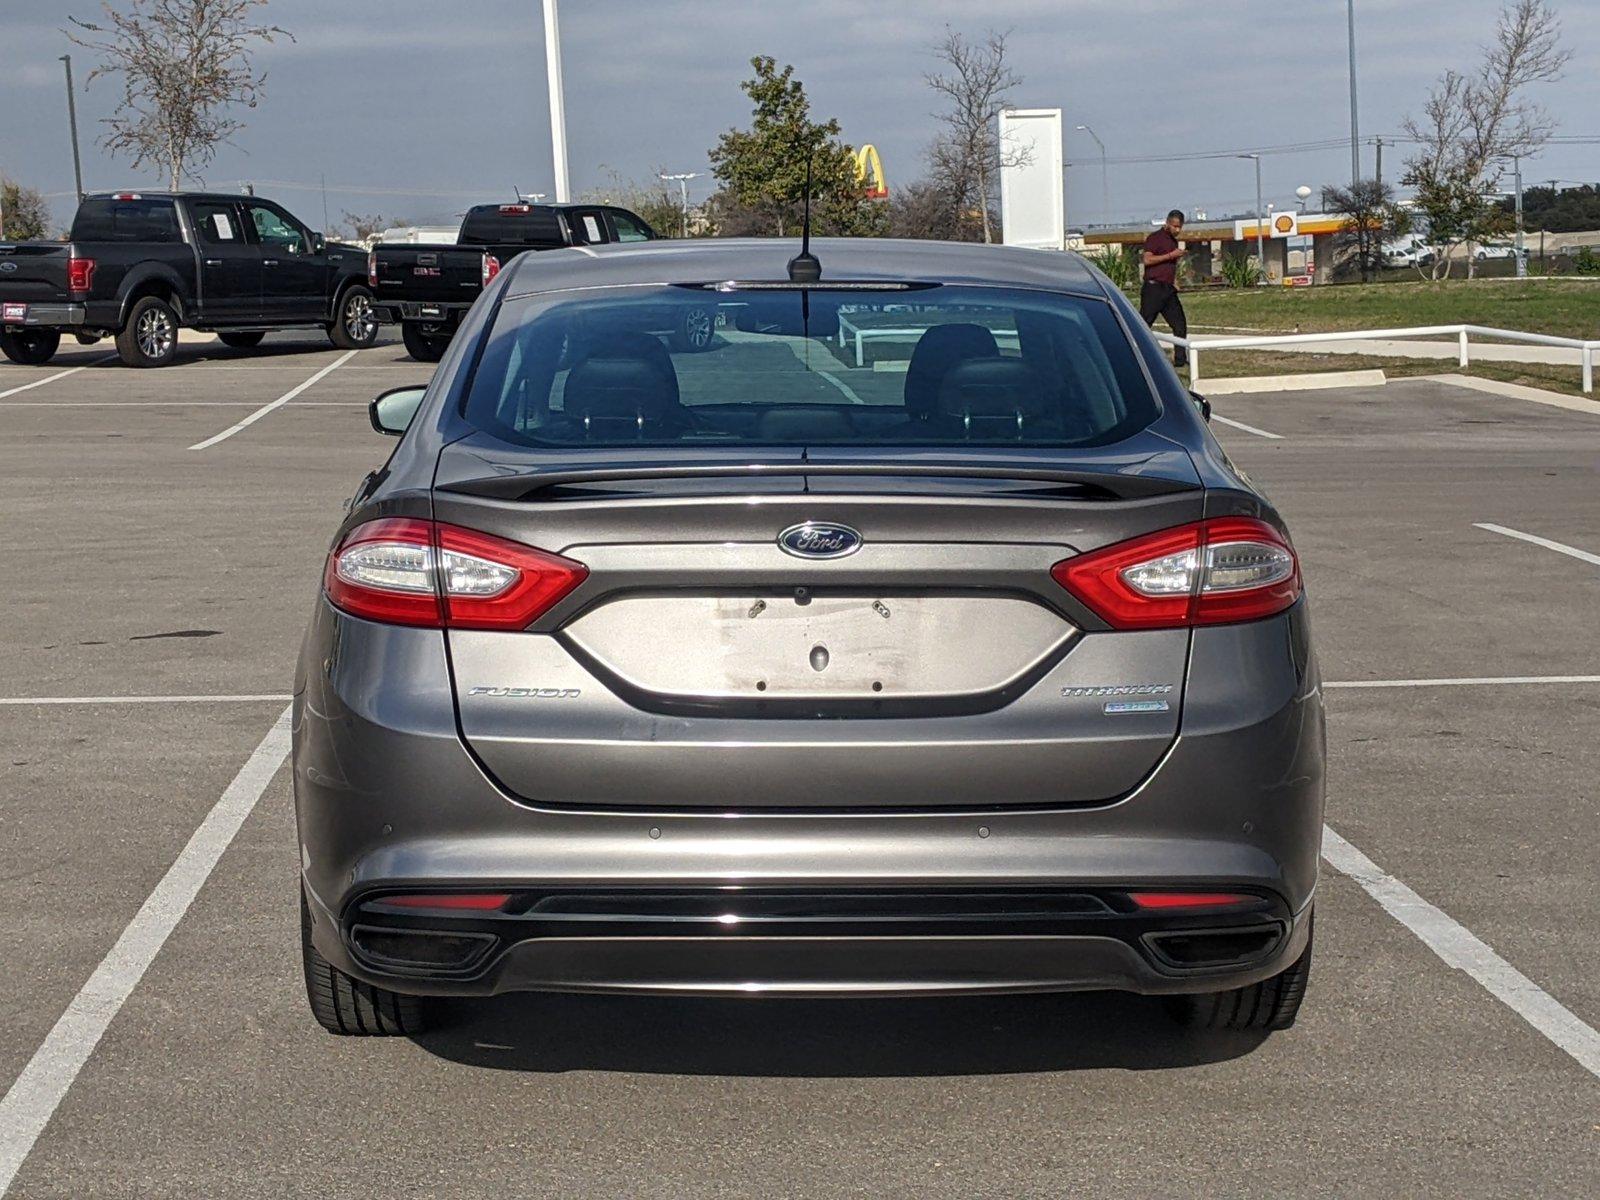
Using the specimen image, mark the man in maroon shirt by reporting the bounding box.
[1141,209,1189,368]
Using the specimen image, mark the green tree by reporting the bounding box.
[1,180,53,240]
[1320,179,1410,281]
[708,56,883,238]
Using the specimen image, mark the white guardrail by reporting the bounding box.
[1149,324,1599,394]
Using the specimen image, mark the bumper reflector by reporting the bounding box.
[378,893,511,911]
[1128,891,1252,910]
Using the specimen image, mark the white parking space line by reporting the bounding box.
[1209,413,1284,440]
[0,355,117,400]
[187,349,359,450]
[1325,674,1600,690]
[0,706,291,1197]
[1474,522,1600,569]
[1,401,365,408]
[0,693,291,706]
[1322,825,1600,1081]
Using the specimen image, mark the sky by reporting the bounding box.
[2,0,1596,233]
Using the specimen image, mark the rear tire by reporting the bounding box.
[218,331,266,349]
[115,295,180,367]
[329,285,380,350]
[0,327,61,366]
[1167,914,1313,1032]
[401,320,450,363]
[301,891,428,1036]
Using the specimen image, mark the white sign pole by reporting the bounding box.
[543,0,571,203]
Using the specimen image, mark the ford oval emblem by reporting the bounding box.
[778,522,862,559]
[0,262,17,272]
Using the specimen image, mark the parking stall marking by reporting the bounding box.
[1474,523,1600,569]
[1321,825,1600,1081]
[1209,413,1284,440]
[0,706,292,1197]
[1325,674,1600,690]
[0,694,291,706]
[0,355,117,400]
[187,348,360,450]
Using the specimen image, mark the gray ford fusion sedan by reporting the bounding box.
[294,237,1325,1037]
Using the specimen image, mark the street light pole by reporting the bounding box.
[1239,153,1264,278]
[659,172,700,238]
[1075,124,1109,225]
[541,0,571,203]
[1513,155,1526,279]
[60,55,85,203]
[1346,0,1360,184]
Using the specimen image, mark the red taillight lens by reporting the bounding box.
[68,257,96,292]
[367,249,378,287]
[377,893,511,911]
[482,254,501,286]
[1128,892,1253,910]
[323,518,588,630]
[1051,517,1300,630]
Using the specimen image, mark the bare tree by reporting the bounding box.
[1320,180,1409,282]
[926,27,1024,244]
[68,0,291,190]
[1402,1,1569,279]
[338,211,391,243]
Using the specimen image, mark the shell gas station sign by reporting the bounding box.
[1235,211,1299,240]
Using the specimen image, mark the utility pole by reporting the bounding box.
[1513,155,1526,279]
[1374,136,1384,190]
[1075,125,1109,225]
[60,55,85,203]
[542,0,571,203]
[658,172,700,238]
[1239,153,1265,278]
[1346,0,1361,183]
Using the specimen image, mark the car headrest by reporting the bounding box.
[904,324,999,418]
[932,358,1053,433]
[562,335,681,433]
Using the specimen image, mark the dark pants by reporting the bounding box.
[1140,280,1188,367]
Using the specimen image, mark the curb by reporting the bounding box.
[1195,369,1387,395]
[1421,373,1600,416]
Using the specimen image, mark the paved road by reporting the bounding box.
[1,343,1597,1197]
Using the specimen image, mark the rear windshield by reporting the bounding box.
[70,199,181,244]
[458,206,566,246]
[462,285,1157,448]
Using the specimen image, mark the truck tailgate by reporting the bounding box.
[0,244,72,308]
[372,243,484,307]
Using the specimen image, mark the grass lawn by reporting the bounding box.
[1178,278,1600,341]
[1193,349,1598,400]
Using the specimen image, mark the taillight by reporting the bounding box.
[367,249,378,287]
[68,257,96,292]
[1052,517,1299,629]
[376,893,511,911]
[323,518,588,630]
[482,254,500,286]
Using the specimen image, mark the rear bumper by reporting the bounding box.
[306,884,1310,999]
[293,600,1326,999]
[2,302,86,328]
[372,299,468,325]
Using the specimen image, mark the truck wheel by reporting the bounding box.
[329,285,380,350]
[671,304,716,353]
[400,321,450,363]
[1167,913,1313,1032]
[218,331,266,349]
[300,891,428,1036]
[115,296,180,367]
[0,327,62,366]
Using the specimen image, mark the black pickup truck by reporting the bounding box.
[371,201,714,362]
[0,191,377,368]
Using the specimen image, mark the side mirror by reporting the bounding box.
[1188,389,1211,423]
[370,385,427,436]
[312,231,326,254]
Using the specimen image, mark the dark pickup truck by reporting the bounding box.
[0,191,377,368]
[372,201,718,362]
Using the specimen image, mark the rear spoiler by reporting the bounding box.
[437,461,1199,502]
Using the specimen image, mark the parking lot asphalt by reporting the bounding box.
[2,343,1597,1198]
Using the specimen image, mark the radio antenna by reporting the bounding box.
[787,148,822,284]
